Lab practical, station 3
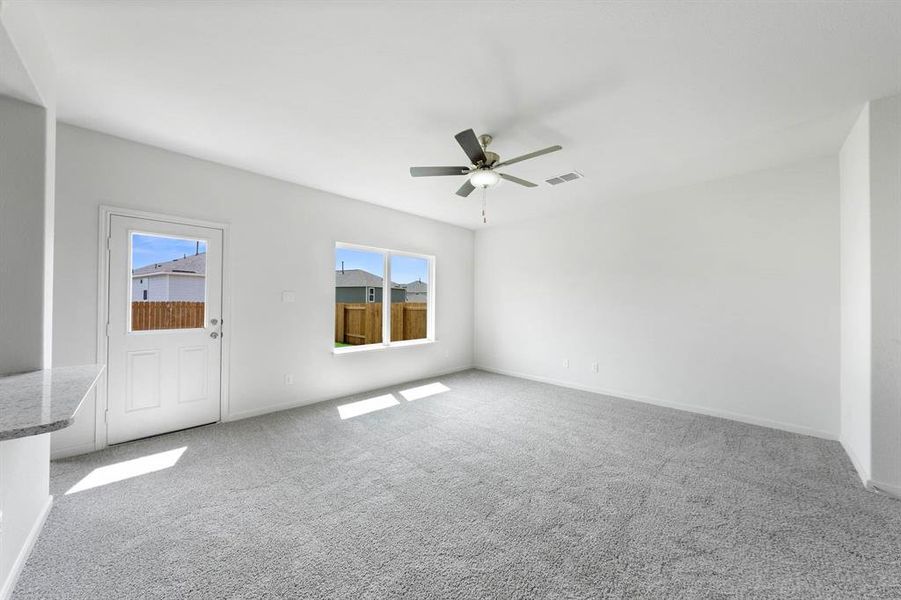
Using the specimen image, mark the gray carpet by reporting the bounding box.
[14,369,901,599]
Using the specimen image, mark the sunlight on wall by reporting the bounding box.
[337,394,399,419]
[399,382,450,402]
[65,447,187,495]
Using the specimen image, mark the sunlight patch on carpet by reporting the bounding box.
[399,382,450,402]
[337,394,399,419]
[66,447,187,495]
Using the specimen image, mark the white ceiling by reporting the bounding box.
[32,0,901,229]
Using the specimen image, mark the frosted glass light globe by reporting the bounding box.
[469,169,501,188]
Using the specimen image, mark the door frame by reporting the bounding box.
[95,205,232,451]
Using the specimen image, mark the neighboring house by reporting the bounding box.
[335,269,406,303]
[133,252,206,302]
[400,279,428,303]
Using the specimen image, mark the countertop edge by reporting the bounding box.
[0,418,75,442]
[0,365,105,442]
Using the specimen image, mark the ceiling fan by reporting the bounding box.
[409,128,562,198]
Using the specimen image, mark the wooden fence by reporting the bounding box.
[335,302,427,345]
[132,301,205,331]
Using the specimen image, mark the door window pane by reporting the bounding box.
[131,233,207,331]
[335,248,385,347]
[390,255,429,342]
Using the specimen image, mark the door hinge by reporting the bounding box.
[106,322,111,337]
[106,236,111,252]
[104,409,109,423]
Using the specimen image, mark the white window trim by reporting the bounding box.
[334,241,435,354]
[333,338,437,355]
[127,229,210,333]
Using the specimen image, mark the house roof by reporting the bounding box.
[335,269,402,289]
[402,280,428,294]
[133,252,206,276]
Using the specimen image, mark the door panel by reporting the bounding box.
[177,345,208,404]
[107,215,223,445]
[126,350,161,412]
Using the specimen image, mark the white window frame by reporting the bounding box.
[367,287,375,303]
[127,230,211,334]
[334,242,436,354]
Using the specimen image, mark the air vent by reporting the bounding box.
[545,171,583,186]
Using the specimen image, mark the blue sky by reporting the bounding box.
[132,234,207,270]
[336,248,428,285]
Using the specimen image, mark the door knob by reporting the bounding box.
[210,331,219,339]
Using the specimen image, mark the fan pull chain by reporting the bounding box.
[481,187,488,224]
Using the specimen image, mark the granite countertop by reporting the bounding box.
[0,364,105,441]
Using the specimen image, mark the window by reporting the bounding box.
[334,243,434,351]
[390,254,429,342]
[130,232,207,331]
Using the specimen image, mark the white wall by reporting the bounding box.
[148,275,168,302]
[132,275,205,302]
[0,95,53,600]
[475,157,840,439]
[0,95,46,376]
[165,274,204,302]
[835,94,901,497]
[0,4,56,591]
[839,106,872,480]
[0,435,50,599]
[131,276,146,301]
[0,0,57,371]
[50,124,474,456]
[868,94,901,493]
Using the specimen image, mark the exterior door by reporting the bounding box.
[107,215,223,444]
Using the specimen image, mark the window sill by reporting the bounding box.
[332,339,436,355]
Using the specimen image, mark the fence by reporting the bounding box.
[335,302,427,345]
[132,301,205,331]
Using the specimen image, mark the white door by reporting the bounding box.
[107,215,223,444]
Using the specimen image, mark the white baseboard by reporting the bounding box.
[839,437,871,488]
[0,495,53,600]
[475,365,838,441]
[838,439,901,500]
[50,442,98,460]
[226,395,333,422]
[869,479,901,500]
[225,364,475,422]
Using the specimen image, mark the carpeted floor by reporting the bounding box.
[14,369,901,599]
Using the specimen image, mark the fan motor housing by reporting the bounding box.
[478,134,499,166]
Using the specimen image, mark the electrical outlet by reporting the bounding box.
[284,374,294,385]
[591,362,599,373]
[563,359,570,369]
[281,291,296,303]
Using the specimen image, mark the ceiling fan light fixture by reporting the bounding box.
[469,169,501,188]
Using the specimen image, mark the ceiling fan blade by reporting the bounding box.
[410,166,470,177]
[494,145,562,168]
[456,179,476,198]
[454,129,487,165]
[499,173,538,188]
